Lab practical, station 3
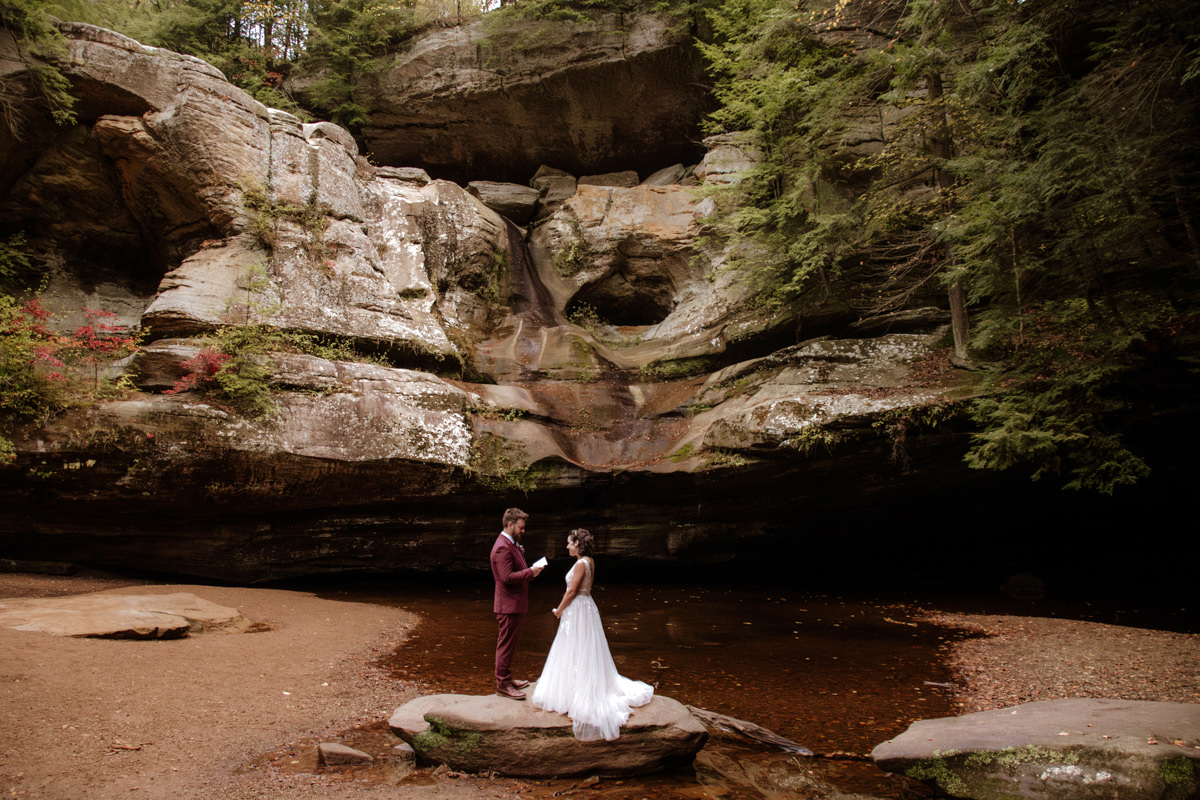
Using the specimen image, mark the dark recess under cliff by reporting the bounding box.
[4,414,1196,613]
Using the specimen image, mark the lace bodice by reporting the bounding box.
[570,558,594,595]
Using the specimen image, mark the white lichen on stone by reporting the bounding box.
[1038,764,1116,784]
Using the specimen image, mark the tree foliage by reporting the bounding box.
[696,0,868,306]
[0,0,77,137]
[297,0,415,129]
[0,294,142,461]
[700,0,1200,492]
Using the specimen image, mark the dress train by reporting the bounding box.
[530,560,653,741]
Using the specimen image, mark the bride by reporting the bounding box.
[530,529,653,741]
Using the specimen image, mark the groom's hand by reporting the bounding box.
[531,565,544,577]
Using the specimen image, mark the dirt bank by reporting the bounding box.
[923,611,1200,713]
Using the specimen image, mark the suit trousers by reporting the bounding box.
[495,611,524,688]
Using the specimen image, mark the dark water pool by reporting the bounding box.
[329,576,967,797]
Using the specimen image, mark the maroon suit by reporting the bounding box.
[491,533,535,689]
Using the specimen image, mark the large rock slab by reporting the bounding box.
[871,699,1200,800]
[130,344,476,466]
[467,180,541,224]
[3,23,504,360]
[389,692,708,777]
[350,11,711,184]
[528,183,712,331]
[0,592,251,638]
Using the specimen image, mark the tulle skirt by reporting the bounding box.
[531,595,653,741]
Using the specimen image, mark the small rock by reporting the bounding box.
[530,165,575,192]
[388,741,417,781]
[641,164,686,186]
[376,166,431,185]
[530,165,578,218]
[318,742,373,766]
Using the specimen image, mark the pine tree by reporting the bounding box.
[700,0,1200,491]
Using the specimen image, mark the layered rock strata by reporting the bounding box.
[0,23,976,582]
[347,11,713,184]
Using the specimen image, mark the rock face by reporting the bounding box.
[389,692,708,777]
[871,699,1200,800]
[0,22,984,583]
[0,592,251,638]
[348,11,713,184]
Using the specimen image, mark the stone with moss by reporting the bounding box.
[390,692,707,777]
[872,699,1200,800]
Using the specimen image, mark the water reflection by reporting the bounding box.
[352,576,963,797]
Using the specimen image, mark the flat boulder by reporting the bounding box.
[389,691,707,777]
[579,170,640,188]
[871,698,1200,800]
[0,592,252,638]
[467,181,541,224]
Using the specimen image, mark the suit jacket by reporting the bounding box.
[491,534,533,614]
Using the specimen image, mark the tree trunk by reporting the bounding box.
[1173,181,1200,278]
[948,282,969,362]
[928,70,971,365]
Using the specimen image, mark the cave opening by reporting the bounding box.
[566,259,678,327]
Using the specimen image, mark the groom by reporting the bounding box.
[491,507,543,700]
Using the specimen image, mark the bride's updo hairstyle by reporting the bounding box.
[568,528,595,557]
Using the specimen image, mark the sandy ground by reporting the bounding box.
[1,573,1196,800]
[0,573,506,800]
[923,611,1200,713]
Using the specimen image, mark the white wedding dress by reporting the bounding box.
[530,559,653,741]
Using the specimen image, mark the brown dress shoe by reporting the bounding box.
[496,684,526,700]
[510,679,529,689]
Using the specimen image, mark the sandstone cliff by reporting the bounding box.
[0,22,976,581]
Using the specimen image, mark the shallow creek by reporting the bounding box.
[330,576,967,798]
